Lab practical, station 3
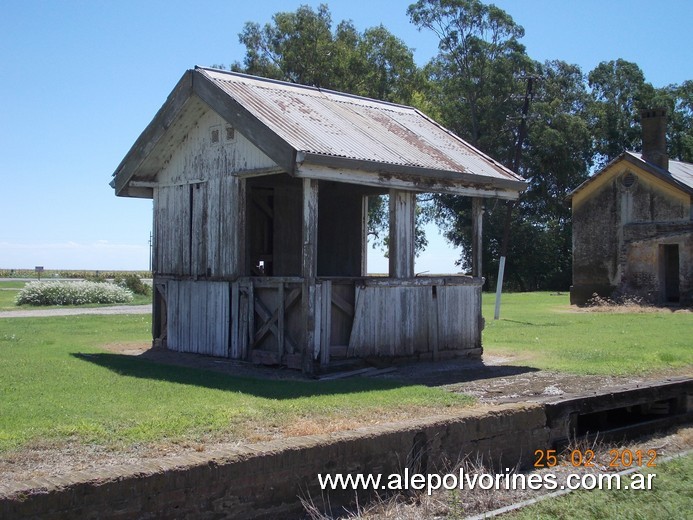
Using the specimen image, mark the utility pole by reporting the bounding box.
[494,76,535,320]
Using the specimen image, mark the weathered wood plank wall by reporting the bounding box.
[153,106,277,278]
[166,280,230,356]
[163,276,481,364]
[348,278,482,358]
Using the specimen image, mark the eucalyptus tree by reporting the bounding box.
[649,80,693,163]
[234,4,420,104]
[587,59,655,167]
[408,0,533,160]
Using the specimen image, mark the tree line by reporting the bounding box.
[222,1,692,290]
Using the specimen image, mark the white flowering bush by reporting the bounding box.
[16,281,134,306]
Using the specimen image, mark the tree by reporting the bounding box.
[514,60,593,289]
[409,0,540,285]
[408,0,532,161]
[587,59,655,167]
[650,80,693,163]
[233,4,420,104]
[231,4,426,255]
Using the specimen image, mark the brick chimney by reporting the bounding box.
[640,108,669,171]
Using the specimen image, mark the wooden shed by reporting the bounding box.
[111,67,526,373]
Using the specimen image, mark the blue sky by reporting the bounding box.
[1,0,691,272]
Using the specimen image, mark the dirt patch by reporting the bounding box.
[374,355,692,405]
[555,303,693,314]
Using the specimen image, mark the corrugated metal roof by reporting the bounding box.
[630,152,693,190]
[198,67,522,184]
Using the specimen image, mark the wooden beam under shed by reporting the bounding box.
[388,189,416,278]
[301,178,319,374]
[472,197,484,278]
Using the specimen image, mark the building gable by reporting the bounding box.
[572,157,690,220]
[112,67,526,200]
[156,103,278,187]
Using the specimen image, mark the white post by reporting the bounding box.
[494,256,506,320]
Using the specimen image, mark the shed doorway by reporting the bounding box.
[246,175,303,277]
[661,244,680,303]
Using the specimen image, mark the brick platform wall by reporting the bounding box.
[1,404,548,519]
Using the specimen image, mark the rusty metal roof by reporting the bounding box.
[112,67,526,198]
[198,67,523,185]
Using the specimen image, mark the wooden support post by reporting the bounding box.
[388,189,416,278]
[361,195,369,276]
[472,197,483,278]
[302,178,319,374]
[277,282,285,358]
[230,281,239,358]
[320,281,332,366]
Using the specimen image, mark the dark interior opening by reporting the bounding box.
[246,175,302,277]
[576,398,678,436]
[662,244,680,303]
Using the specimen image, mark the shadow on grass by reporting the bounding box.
[71,352,418,399]
[380,358,541,387]
[72,351,540,398]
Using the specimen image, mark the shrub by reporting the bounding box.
[113,274,151,296]
[83,273,110,283]
[15,281,133,306]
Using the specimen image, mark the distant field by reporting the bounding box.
[0,269,151,279]
[482,292,692,376]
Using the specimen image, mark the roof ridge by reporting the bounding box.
[195,65,415,112]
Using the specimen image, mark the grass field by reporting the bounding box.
[482,292,692,376]
[0,291,690,455]
[506,453,693,520]
[0,314,470,453]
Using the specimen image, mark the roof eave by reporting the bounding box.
[623,152,693,195]
[298,152,527,195]
[112,70,194,197]
[568,152,693,203]
[111,68,299,198]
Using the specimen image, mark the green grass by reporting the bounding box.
[0,314,471,453]
[0,281,151,310]
[0,285,22,309]
[506,453,693,519]
[482,292,692,376]
[1,291,690,454]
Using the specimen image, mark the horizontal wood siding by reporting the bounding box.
[166,280,230,356]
